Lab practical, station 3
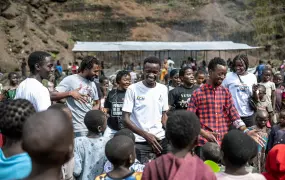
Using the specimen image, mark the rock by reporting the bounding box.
[7,22,15,28]
[29,0,43,8]
[23,40,29,45]
[57,40,68,49]
[12,47,21,54]
[48,26,56,35]
[51,0,67,2]
[0,0,11,13]
[7,38,13,43]
[1,3,19,20]
[42,39,48,44]
[30,28,36,31]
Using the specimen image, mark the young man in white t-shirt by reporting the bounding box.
[15,51,53,112]
[122,56,169,164]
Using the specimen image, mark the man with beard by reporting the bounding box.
[15,51,53,112]
[122,56,169,164]
[168,66,199,110]
[51,56,100,137]
[188,57,265,156]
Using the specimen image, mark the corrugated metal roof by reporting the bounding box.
[72,41,261,52]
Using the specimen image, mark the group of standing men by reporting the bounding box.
[14,51,265,164]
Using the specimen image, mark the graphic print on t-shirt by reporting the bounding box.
[111,102,123,116]
[78,83,94,104]
[169,85,199,110]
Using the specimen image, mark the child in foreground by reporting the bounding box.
[73,110,109,180]
[0,99,35,180]
[262,144,285,180]
[201,142,222,172]
[216,130,266,180]
[267,109,285,153]
[103,128,145,173]
[48,104,74,180]
[22,109,74,180]
[142,110,216,180]
[96,135,141,180]
[248,110,270,173]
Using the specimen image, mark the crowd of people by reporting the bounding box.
[0,51,285,180]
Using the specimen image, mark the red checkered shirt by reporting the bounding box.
[187,83,241,146]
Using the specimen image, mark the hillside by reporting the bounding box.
[0,0,73,71]
[0,0,284,71]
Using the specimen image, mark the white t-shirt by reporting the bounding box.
[14,78,51,112]
[259,81,276,103]
[122,81,169,142]
[222,72,257,117]
[130,71,137,84]
[216,172,266,180]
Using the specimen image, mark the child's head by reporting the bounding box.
[201,142,221,163]
[169,69,181,87]
[262,68,273,82]
[166,110,200,151]
[195,70,206,85]
[114,128,135,142]
[0,99,35,140]
[84,110,107,134]
[257,84,266,100]
[221,130,257,169]
[105,135,135,168]
[179,67,195,86]
[22,109,73,167]
[8,72,19,86]
[273,73,283,86]
[263,144,285,180]
[255,110,269,128]
[48,103,72,121]
[99,76,109,89]
[279,110,285,127]
[116,70,131,90]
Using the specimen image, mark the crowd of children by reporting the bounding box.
[1,52,285,180]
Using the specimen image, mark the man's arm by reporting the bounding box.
[122,111,146,138]
[161,111,167,128]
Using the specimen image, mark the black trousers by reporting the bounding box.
[135,138,169,164]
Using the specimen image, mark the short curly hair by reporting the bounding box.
[166,110,201,149]
[0,99,36,139]
[116,70,130,84]
[179,66,193,77]
[208,57,227,71]
[78,56,100,73]
[221,130,257,167]
[28,51,51,73]
[143,56,161,68]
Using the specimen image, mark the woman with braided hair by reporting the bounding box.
[0,99,36,180]
[222,54,258,127]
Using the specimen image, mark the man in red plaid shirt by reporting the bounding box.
[188,57,265,154]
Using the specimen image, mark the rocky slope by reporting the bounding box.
[1,0,284,71]
[0,0,73,72]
